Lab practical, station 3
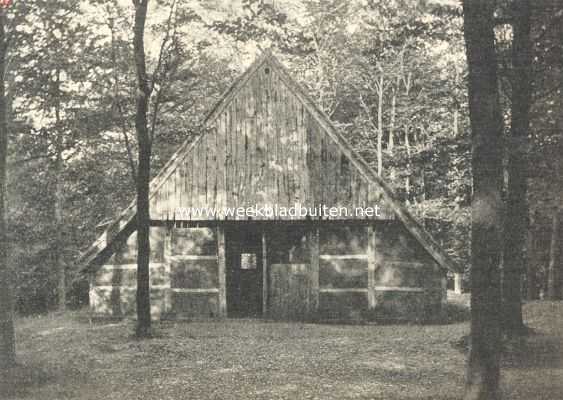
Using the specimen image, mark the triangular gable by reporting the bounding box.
[79,50,460,273]
[148,49,396,222]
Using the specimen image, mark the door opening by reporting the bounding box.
[225,226,263,317]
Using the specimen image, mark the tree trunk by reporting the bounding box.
[133,0,153,338]
[463,1,504,399]
[402,72,412,204]
[0,6,15,369]
[404,126,411,203]
[54,150,65,310]
[553,2,563,301]
[453,66,460,137]
[547,211,561,300]
[420,168,426,202]
[526,229,538,300]
[389,86,396,154]
[377,75,384,176]
[453,108,459,137]
[502,0,531,336]
[54,68,65,311]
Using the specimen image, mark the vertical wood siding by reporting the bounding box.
[150,62,393,221]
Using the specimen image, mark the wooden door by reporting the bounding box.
[225,227,263,317]
[269,263,311,320]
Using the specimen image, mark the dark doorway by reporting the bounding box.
[225,226,263,317]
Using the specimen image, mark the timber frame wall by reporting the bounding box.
[90,220,446,322]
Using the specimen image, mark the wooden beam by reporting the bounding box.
[96,285,169,290]
[309,227,320,314]
[319,254,367,260]
[262,229,268,316]
[98,263,166,270]
[80,217,137,273]
[373,286,424,292]
[367,226,376,309]
[170,288,220,293]
[169,255,217,261]
[163,227,172,314]
[217,226,227,317]
[385,261,426,268]
[319,288,368,293]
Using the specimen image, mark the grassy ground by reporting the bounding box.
[1,299,562,400]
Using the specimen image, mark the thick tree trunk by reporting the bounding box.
[0,7,15,369]
[463,1,504,399]
[547,211,561,300]
[133,0,153,338]
[502,0,531,336]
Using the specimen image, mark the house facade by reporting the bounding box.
[80,51,459,322]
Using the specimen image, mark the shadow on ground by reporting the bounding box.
[502,332,562,370]
[1,363,61,398]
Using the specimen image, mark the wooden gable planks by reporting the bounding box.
[253,65,267,210]
[306,109,319,211]
[224,99,233,207]
[208,127,218,211]
[216,109,227,212]
[264,66,278,206]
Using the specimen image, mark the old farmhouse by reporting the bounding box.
[80,51,460,322]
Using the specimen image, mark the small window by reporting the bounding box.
[241,253,257,270]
